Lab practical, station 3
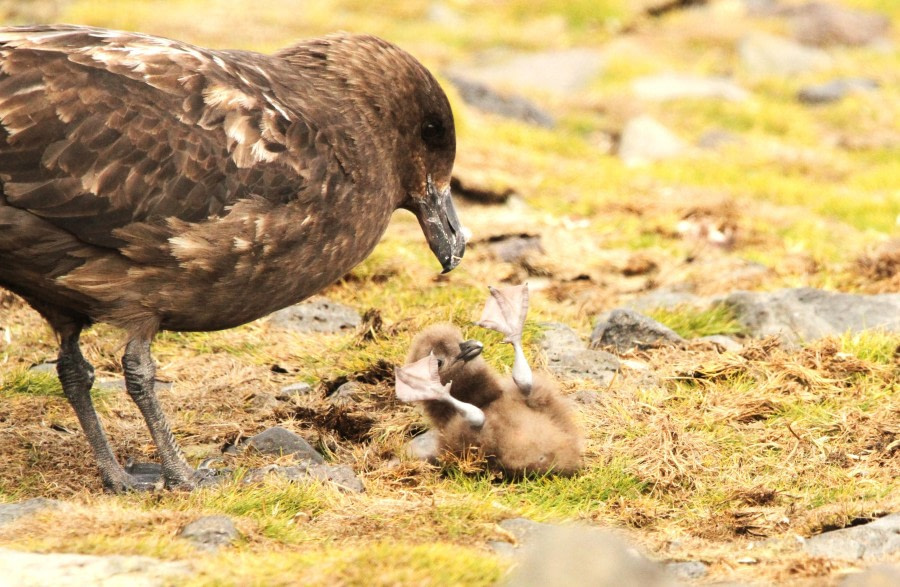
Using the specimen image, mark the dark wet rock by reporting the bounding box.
[241,426,325,464]
[804,513,900,561]
[179,515,239,551]
[0,498,63,526]
[841,564,900,587]
[618,115,687,165]
[504,524,676,587]
[539,322,619,384]
[407,430,440,463]
[267,297,361,334]
[450,172,516,205]
[632,74,749,102]
[124,462,164,487]
[721,288,900,346]
[789,2,891,47]
[739,32,832,75]
[247,462,365,493]
[667,560,709,580]
[276,382,314,401]
[590,309,684,352]
[483,234,544,263]
[0,547,190,586]
[798,78,879,104]
[446,75,555,128]
[449,48,604,96]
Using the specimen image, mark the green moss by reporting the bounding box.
[649,303,745,339]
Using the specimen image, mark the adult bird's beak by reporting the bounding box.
[407,176,466,273]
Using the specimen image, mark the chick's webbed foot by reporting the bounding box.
[396,353,485,429]
[477,284,533,394]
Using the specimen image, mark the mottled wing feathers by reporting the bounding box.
[0,25,318,248]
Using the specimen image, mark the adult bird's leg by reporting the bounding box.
[122,337,196,489]
[56,327,137,492]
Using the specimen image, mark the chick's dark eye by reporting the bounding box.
[436,358,444,368]
[421,117,445,146]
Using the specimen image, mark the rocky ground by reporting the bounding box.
[0,0,898,585]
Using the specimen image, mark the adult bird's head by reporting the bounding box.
[280,34,465,273]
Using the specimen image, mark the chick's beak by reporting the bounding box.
[456,339,483,362]
[408,176,466,273]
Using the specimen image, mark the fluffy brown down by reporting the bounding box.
[406,324,583,476]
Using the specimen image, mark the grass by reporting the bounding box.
[0,0,899,585]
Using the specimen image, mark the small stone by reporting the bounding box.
[329,381,364,406]
[0,498,63,526]
[484,234,544,264]
[499,518,554,545]
[179,515,239,551]
[446,75,555,128]
[276,382,314,401]
[248,392,279,412]
[667,560,709,580]
[242,426,325,464]
[840,564,900,587]
[618,116,687,166]
[696,335,743,352]
[590,309,684,352]
[798,78,879,104]
[505,524,675,586]
[538,322,620,384]
[804,513,900,561]
[28,362,56,374]
[267,297,361,334]
[0,547,189,586]
[739,32,832,76]
[790,2,891,47]
[632,74,749,102]
[407,430,440,463]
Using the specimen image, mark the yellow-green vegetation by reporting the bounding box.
[1,0,898,585]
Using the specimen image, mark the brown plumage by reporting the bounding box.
[402,324,583,477]
[0,25,464,491]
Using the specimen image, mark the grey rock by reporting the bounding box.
[539,322,620,384]
[618,116,687,166]
[721,288,900,346]
[488,540,518,558]
[739,32,832,76]
[798,78,879,104]
[805,513,900,561]
[179,515,239,551]
[276,382,314,401]
[248,462,365,493]
[484,234,544,263]
[407,430,440,463]
[590,309,684,352]
[28,361,57,374]
[504,524,676,587]
[632,74,749,102]
[790,2,891,47]
[329,381,364,405]
[499,517,554,546]
[267,297,361,334]
[667,560,709,580]
[449,48,604,95]
[840,564,900,587]
[0,547,190,587]
[0,498,63,526]
[242,426,325,464]
[447,75,555,128]
[248,392,279,412]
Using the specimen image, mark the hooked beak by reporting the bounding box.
[407,176,466,273]
[455,339,483,363]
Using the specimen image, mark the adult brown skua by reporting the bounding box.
[0,25,465,492]
[397,318,582,477]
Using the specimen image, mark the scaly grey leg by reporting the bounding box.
[57,330,138,492]
[122,338,195,489]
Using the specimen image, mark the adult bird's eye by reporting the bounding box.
[421,117,444,146]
